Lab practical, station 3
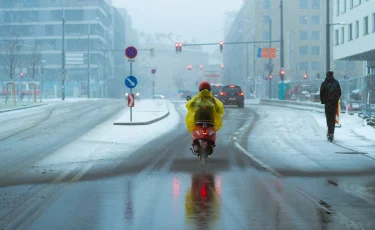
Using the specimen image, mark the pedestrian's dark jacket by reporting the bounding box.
[320,75,341,105]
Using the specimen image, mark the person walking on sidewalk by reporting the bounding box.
[320,70,342,141]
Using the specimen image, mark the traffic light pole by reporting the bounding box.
[61,16,66,101]
[88,22,91,98]
[279,0,285,100]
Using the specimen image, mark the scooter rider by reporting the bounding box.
[185,81,225,133]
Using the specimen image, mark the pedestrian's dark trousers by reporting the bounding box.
[325,103,338,135]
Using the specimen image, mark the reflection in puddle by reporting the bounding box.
[124,180,134,225]
[185,173,220,228]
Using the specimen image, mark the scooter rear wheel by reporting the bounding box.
[199,149,206,163]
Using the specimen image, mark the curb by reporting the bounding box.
[113,101,171,126]
[0,103,48,114]
[260,102,325,114]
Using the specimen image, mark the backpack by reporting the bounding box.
[326,81,340,103]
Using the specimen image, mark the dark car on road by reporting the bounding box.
[211,84,223,100]
[220,85,244,108]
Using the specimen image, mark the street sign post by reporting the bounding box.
[128,94,134,107]
[124,46,138,122]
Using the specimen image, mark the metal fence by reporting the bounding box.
[256,74,375,116]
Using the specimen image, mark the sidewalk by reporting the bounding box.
[114,99,169,125]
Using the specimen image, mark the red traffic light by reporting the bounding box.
[20,72,24,77]
[304,74,307,79]
[200,65,203,70]
[269,75,272,79]
[220,41,223,53]
[220,64,224,69]
[175,43,182,52]
[280,70,285,75]
[187,65,192,70]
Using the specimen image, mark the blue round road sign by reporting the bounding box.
[125,46,138,59]
[125,76,138,89]
[151,69,156,74]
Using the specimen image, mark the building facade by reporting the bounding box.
[0,0,135,98]
[224,0,364,98]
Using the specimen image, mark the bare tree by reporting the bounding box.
[30,44,42,80]
[0,36,23,81]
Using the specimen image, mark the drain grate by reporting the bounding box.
[335,151,368,155]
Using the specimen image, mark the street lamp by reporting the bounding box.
[40,60,46,102]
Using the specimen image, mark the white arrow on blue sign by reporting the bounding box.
[125,76,138,89]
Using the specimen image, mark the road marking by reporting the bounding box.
[233,137,237,141]
[234,132,239,136]
[233,129,366,230]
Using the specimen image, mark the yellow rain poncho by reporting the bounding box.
[185,89,224,132]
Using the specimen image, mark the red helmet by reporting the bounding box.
[199,81,211,92]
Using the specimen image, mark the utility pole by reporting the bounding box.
[326,0,330,72]
[61,16,66,101]
[87,22,91,98]
[253,34,257,98]
[269,19,273,99]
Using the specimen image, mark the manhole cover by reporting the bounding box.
[335,152,368,155]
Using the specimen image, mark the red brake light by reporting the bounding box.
[229,85,235,88]
[220,92,226,96]
[200,186,207,197]
[239,92,244,96]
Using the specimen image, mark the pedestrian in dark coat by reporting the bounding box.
[320,70,342,140]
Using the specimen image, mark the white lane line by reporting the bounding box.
[234,132,239,136]
[232,139,366,229]
[233,137,238,141]
[239,128,244,131]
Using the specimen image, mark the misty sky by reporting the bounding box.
[112,0,243,43]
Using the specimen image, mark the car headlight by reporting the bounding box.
[136,93,140,96]
[125,93,129,96]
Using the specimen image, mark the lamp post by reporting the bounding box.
[40,60,46,102]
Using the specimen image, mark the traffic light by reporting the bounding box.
[269,75,272,79]
[200,65,203,70]
[279,69,285,81]
[220,41,223,53]
[187,65,192,70]
[20,72,24,78]
[220,64,224,69]
[304,73,307,79]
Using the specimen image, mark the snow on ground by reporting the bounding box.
[114,99,168,123]
[311,110,375,142]
[36,100,181,166]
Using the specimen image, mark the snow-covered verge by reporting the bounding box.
[35,100,181,166]
[261,99,375,142]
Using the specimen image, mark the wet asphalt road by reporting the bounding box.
[1,100,375,230]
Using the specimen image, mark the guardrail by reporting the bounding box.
[260,99,325,109]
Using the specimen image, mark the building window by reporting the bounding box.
[355,20,359,38]
[263,31,271,40]
[335,29,339,45]
[311,15,320,24]
[300,0,308,9]
[348,23,353,40]
[312,46,321,55]
[336,0,340,16]
[299,61,308,71]
[263,15,271,24]
[350,0,354,9]
[299,31,308,40]
[364,16,369,35]
[262,0,272,9]
[299,16,308,24]
[312,31,321,40]
[312,0,320,9]
[341,27,345,43]
[373,13,375,32]
[312,62,320,71]
[299,46,308,55]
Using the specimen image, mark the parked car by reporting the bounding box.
[220,84,244,108]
